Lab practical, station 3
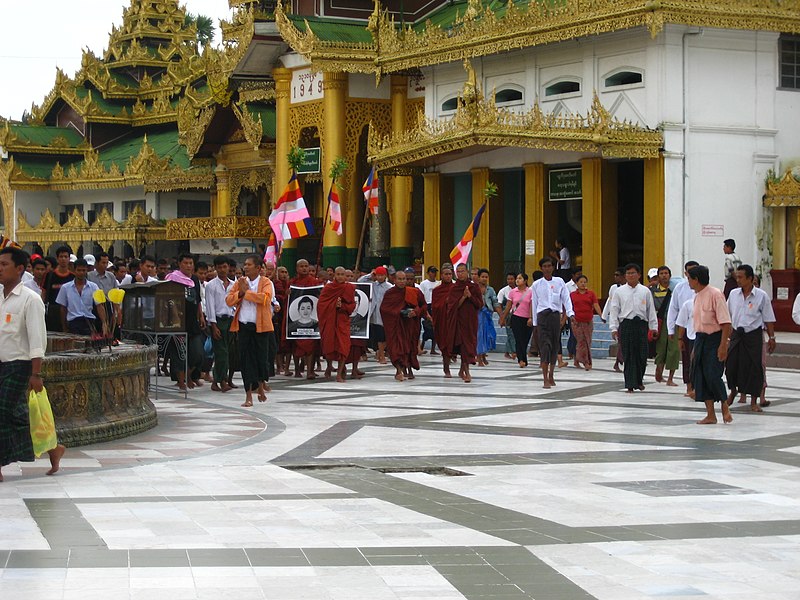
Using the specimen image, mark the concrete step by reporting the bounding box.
[767,354,800,369]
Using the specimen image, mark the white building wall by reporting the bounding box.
[423,25,798,285]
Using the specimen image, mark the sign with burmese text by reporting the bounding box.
[548,167,582,201]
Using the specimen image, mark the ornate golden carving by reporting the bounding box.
[166,215,271,240]
[232,103,264,151]
[237,81,276,103]
[288,101,324,148]
[764,171,800,207]
[177,99,217,159]
[277,0,800,76]
[229,167,274,212]
[369,92,662,170]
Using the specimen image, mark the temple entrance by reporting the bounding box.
[616,160,644,269]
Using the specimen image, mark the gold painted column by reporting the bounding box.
[523,163,555,276]
[581,158,617,295]
[772,207,787,270]
[423,172,442,269]
[471,167,503,278]
[643,156,665,271]
[389,75,413,268]
[321,71,347,267]
[213,165,231,217]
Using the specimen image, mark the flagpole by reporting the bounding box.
[354,206,370,273]
[316,180,334,270]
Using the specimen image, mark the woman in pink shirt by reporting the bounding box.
[569,274,603,370]
[500,273,533,368]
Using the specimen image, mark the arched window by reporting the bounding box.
[603,68,645,89]
[543,78,581,98]
[440,95,459,113]
[494,86,524,105]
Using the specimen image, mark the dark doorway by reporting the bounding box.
[617,160,644,268]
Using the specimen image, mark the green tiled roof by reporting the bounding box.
[97,128,190,171]
[8,124,84,148]
[415,0,555,31]
[74,86,133,116]
[246,104,276,140]
[14,157,79,179]
[289,15,373,43]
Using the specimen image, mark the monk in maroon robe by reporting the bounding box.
[289,259,322,379]
[431,266,455,377]
[345,269,367,379]
[318,267,356,382]
[446,263,483,383]
[380,270,429,382]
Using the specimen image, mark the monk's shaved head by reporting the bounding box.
[333,266,347,283]
[394,270,407,287]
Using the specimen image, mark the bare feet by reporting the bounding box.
[613,363,622,373]
[394,371,404,382]
[750,405,763,412]
[760,400,771,407]
[696,416,717,424]
[737,396,747,404]
[241,399,253,407]
[221,383,233,393]
[638,385,645,391]
[626,389,634,394]
[722,406,733,424]
[46,445,66,476]
[666,380,678,387]
[518,361,526,368]
[227,382,238,389]
[211,383,221,392]
[557,361,568,368]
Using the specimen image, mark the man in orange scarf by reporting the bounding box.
[446,263,483,383]
[318,267,356,382]
[380,270,429,382]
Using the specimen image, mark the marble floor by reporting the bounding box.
[1,351,799,599]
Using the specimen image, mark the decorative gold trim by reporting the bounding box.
[369,91,663,170]
[276,0,800,76]
[232,102,264,150]
[166,215,271,240]
[229,167,274,212]
[764,171,800,207]
[177,99,217,159]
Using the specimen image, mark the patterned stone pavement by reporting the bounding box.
[1,352,799,600]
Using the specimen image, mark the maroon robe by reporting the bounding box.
[318,281,356,361]
[273,277,291,353]
[289,275,322,358]
[380,285,428,370]
[446,279,482,364]
[431,281,454,357]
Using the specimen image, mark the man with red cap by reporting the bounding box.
[358,266,392,364]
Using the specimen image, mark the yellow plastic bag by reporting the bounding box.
[29,387,58,458]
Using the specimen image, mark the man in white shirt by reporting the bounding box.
[675,297,697,398]
[725,264,776,411]
[601,268,625,371]
[56,258,107,336]
[531,256,574,388]
[206,256,237,392]
[666,260,699,390]
[418,266,440,355]
[358,266,393,364]
[608,263,658,393]
[0,247,65,481]
[135,255,159,283]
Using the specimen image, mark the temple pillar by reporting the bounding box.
[581,158,617,295]
[422,172,455,270]
[389,75,412,268]
[523,163,555,276]
[214,166,231,217]
[321,71,347,268]
[344,166,360,268]
[273,67,296,267]
[471,167,503,276]
[643,156,665,273]
[772,207,786,270]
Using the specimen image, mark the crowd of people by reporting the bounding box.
[0,232,793,485]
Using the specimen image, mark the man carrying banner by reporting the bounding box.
[289,259,322,379]
[318,267,356,383]
[380,270,429,382]
[446,264,483,383]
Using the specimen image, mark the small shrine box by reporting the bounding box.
[121,281,186,332]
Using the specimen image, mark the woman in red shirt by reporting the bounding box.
[569,274,603,370]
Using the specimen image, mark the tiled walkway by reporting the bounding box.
[1,353,799,599]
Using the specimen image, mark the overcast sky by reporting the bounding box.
[0,1,234,121]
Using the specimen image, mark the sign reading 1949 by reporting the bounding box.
[291,69,323,104]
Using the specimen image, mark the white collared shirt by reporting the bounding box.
[55,279,101,321]
[666,279,694,335]
[727,286,775,332]
[530,276,574,326]
[608,283,658,333]
[205,276,235,324]
[419,278,440,304]
[238,276,260,324]
[675,297,696,341]
[0,281,47,361]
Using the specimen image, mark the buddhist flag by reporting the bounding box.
[449,203,486,268]
[268,172,314,243]
[362,167,379,215]
[328,183,343,235]
[264,232,279,265]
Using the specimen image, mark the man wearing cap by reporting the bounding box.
[358,266,393,364]
[83,254,96,272]
[418,266,440,355]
